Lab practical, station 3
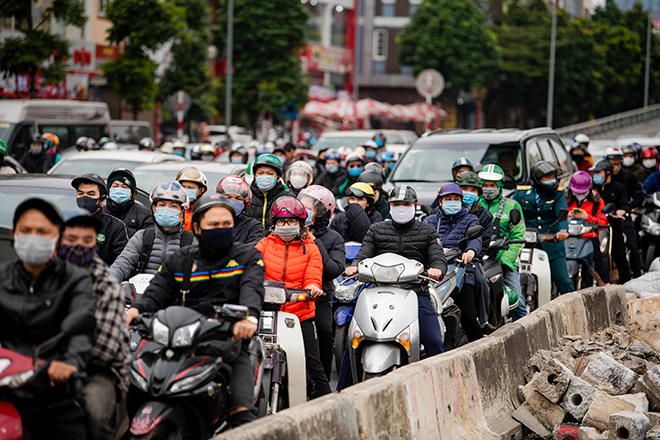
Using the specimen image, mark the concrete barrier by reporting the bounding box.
[215,285,631,440]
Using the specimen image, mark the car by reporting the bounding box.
[47,150,185,178]
[0,174,150,262]
[312,129,417,158]
[587,139,616,164]
[111,120,153,145]
[386,128,574,206]
[132,161,248,193]
[616,136,660,149]
[2,156,27,174]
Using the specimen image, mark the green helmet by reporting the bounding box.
[504,285,519,313]
[454,170,482,188]
[478,164,505,190]
[0,140,7,157]
[248,153,283,176]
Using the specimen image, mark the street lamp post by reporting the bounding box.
[644,0,652,108]
[546,0,558,128]
[225,0,234,127]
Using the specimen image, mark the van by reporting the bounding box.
[313,129,417,158]
[111,120,153,145]
[0,100,112,159]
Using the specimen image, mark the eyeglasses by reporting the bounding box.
[275,219,299,226]
[348,165,363,169]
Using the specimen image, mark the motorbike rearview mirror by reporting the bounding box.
[509,209,521,226]
[601,203,616,215]
[214,304,249,320]
[61,312,96,337]
[558,208,568,222]
[420,205,433,216]
[463,225,484,242]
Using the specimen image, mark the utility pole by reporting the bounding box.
[644,0,652,108]
[225,0,234,127]
[546,0,558,128]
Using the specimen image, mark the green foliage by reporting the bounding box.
[214,0,310,131]
[398,0,500,91]
[103,48,158,120]
[0,0,87,97]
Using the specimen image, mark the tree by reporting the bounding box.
[398,0,500,92]
[214,0,309,133]
[102,0,182,119]
[0,0,86,98]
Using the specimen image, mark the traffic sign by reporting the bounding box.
[415,69,445,98]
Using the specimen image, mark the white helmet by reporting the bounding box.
[150,181,190,209]
[574,133,590,144]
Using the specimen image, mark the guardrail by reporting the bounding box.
[556,104,660,138]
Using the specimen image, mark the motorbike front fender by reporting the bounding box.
[334,305,355,326]
[130,401,186,438]
[362,343,403,374]
[566,260,579,278]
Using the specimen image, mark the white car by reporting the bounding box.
[48,150,184,177]
[312,129,417,159]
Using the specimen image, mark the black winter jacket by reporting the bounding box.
[245,180,294,230]
[0,258,95,401]
[329,203,383,243]
[599,181,630,212]
[612,169,643,209]
[312,226,345,303]
[19,150,54,173]
[314,169,348,197]
[94,210,129,266]
[234,214,266,245]
[135,242,265,319]
[470,204,493,258]
[102,200,154,238]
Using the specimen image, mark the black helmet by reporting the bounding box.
[229,144,248,163]
[31,133,45,144]
[455,170,482,191]
[389,185,417,203]
[364,162,386,181]
[71,173,108,197]
[590,160,614,174]
[191,193,236,226]
[530,161,560,191]
[357,170,384,191]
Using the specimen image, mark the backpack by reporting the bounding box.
[136,227,194,274]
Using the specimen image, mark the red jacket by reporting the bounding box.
[255,233,323,322]
[568,195,606,239]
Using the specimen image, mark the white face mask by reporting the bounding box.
[390,205,416,224]
[623,156,635,167]
[644,158,657,169]
[289,175,308,190]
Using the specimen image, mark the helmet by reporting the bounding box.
[270,197,307,222]
[75,136,89,151]
[190,144,203,160]
[324,149,342,162]
[346,182,376,207]
[455,170,482,189]
[364,162,386,182]
[249,140,261,149]
[345,152,365,165]
[252,154,283,176]
[298,185,336,217]
[173,140,186,149]
[0,140,7,158]
[337,146,352,159]
[255,143,270,156]
[31,133,44,144]
[200,144,216,158]
[216,176,252,210]
[72,173,108,197]
[530,161,560,190]
[42,133,60,148]
[160,142,174,154]
[479,164,505,182]
[574,133,590,145]
[622,144,637,156]
[103,141,119,150]
[389,185,418,203]
[590,160,613,174]
[229,144,248,163]
[504,285,519,313]
[139,137,156,151]
[377,151,393,163]
[641,147,659,159]
[604,147,624,160]
[150,181,189,209]
[363,140,379,150]
[452,157,473,173]
[569,171,592,195]
[285,161,314,189]
[191,193,236,225]
[357,169,384,191]
[176,166,208,191]
[438,182,463,198]
[107,168,137,193]
[98,136,110,145]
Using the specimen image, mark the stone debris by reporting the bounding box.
[517,326,660,439]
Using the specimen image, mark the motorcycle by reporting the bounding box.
[123,273,156,309]
[346,225,482,382]
[641,191,660,270]
[519,209,568,313]
[257,281,308,416]
[0,312,96,440]
[128,304,265,439]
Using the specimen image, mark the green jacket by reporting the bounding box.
[480,194,526,271]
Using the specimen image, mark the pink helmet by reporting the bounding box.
[298,185,336,217]
[270,197,308,222]
[569,171,592,195]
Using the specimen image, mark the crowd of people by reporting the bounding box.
[1,129,658,439]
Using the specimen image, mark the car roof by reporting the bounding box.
[319,129,416,138]
[417,127,558,144]
[58,150,185,162]
[133,161,244,173]
[111,120,150,127]
[0,174,79,188]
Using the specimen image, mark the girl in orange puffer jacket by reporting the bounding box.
[255,197,331,398]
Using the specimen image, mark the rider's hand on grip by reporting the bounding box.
[233,319,257,340]
[427,268,443,280]
[125,307,139,329]
[345,266,358,277]
[308,285,324,299]
[461,250,475,265]
[48,361,77,387]
[555,231,569,241]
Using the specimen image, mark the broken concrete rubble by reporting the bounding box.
[512,391,566,438]
[562,376,603,421]
[583,394,636,431]
[581,352,638,396]
[608,411,651,440]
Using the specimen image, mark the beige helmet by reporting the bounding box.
[176,166,208,192]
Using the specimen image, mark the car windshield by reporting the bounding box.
[112,124,150,144]
[51,159,144,176]
[0,185,78,227]
[0,122,15,143]
[133,169,231,193]
[312,135,373,151]
[72,125,110,141]
[391,139,523,185]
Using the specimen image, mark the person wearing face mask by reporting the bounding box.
[59,209,130,440]
[376,151,394,176]
[566,172,610,288]
[0,139,17,174]
[176,166,209,232]
[622,144,648,184]
[0,198,95,439]
[297,186,344,381]
[229,143,249,164]
[478,164,527,322]
[172,140,187,158]
[423,183,484,342]
[255,197,331,399]
[362,140,379,163]
[451,157,474,180]
[245,154,294,229]
[513,161,575,294]
[314,149,347,197]
[570,144,593,173]
[216,175,266,244]
[330,182,383,243]
[284,160,314,196]
[126,193,265,428]
[337,152,366,196]
[19,132,55,173]
[72,173,129,266]
[358,166,391,220]
[102,168,154,238]
[109,182,195,281]
[643,147,660,194]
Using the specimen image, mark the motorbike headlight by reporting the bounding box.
[264,286,286,304]
[351,326,363,349]
[568,224,582,235]
[171,321,200,348]
[371,263,404,283]
[396,327,411,356]
[130,369,148,392]
[334,282,361,302]
[152,318,169,346]
[524,230,538,243]
[170,364,216,393]
[0,370,34,388]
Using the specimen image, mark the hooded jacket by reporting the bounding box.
[102,199,154,238]
[94,210,129,266]
[311,220,345,301]
[329,203,383,243]
[245,180,294,230]
[314,168,348,197]
[19,150,54,173]
[234,213,267,245]
[255,233,323,322]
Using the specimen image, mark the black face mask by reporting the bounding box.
[76,196,101,213]
[571,154,584,164]
[199,227,235,251]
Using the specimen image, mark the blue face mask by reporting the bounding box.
[325,164,339,174]
[173,150,185,157]
[365,150,376,159]
[348,167,362,177]
[442,200,462,216]
[543,179,557,186]
[305,208,314,225]
[229,199,245,215]
[593,173,604,185]
[154,207,181,228]
[185,188,198,203]
[389,163,395,170]
[230,156,243,164]
[462,191,478,207]
[109,187,132,205]
[256,175,277,192]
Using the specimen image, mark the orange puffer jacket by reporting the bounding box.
[183,206,193,232]
[255,233,323,322]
